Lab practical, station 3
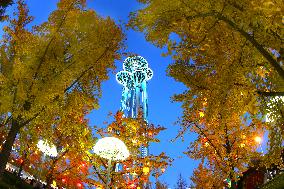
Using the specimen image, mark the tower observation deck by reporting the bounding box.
[116,56,153,157]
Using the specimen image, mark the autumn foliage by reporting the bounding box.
[91,111,171,188]
[129,0,283,187]
[0,0,123,181]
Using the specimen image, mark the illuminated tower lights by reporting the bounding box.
[116,56,153,158]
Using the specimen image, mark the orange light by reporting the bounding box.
[204,142,209,147]
[77,183,82,188]
[240,143,245,148]
[201,137,208,143]
[62,178,66,183]
[254,136,262,144]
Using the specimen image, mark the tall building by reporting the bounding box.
[116,56,153,157]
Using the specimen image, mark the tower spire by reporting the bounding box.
[116,56,153,157]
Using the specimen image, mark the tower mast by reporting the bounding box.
[116,56,153,157]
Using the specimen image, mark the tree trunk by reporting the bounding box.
[229,168,237,189]
[231,180,237,189]
[17,151,27,177]
[46,174,53,189]
[0,119,21,179]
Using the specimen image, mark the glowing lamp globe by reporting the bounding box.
[93,137,130,161]
[37,140,58,157]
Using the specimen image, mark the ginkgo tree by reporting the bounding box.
[90,111,171,188]
[169,58,265,188]
[129,0,282,80]
[0,0,124,179]
[16,112,94,189]
[129,0,283,186]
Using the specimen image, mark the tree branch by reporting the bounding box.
[257,91,284,97]
[184,11,284,79]
[64,47,109,93]
[32,2,75,81]
[214,12,284,80]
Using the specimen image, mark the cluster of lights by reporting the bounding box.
[116,56,153,89]
[238,135,262,149]
[93,137,130,161]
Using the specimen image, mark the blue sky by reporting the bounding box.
[0,0,199,188]
[87,1,199,187]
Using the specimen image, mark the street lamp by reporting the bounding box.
[93,137,130,189]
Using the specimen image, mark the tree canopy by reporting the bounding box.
[91,111,171,188]
[129,0,283,187]
[0,0,124,178]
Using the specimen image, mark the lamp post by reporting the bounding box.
[93,137,130,189]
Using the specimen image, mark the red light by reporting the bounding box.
[79,117,83,123]
[62,178,66,183]
[77,183,82,188]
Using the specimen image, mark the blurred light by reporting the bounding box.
[143,166,150,175]
[204,142,209,147]
[254,136,262,144]
[77,183,82,188]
